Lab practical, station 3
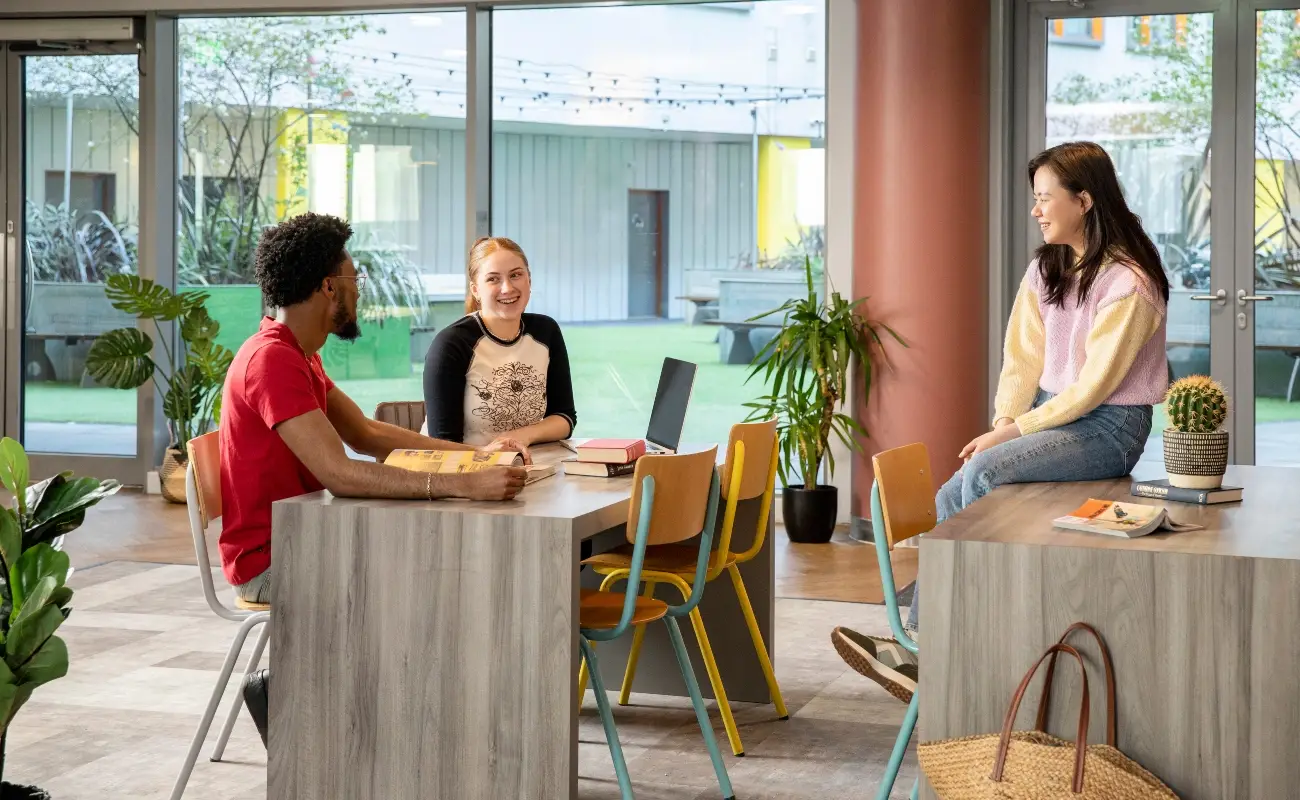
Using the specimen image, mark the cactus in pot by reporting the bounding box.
[1163,375,1230,489]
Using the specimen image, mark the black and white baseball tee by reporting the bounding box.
[422,312,577,446]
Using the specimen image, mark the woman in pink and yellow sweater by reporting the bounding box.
[906,141,1169,634]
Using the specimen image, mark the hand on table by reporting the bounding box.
[462,466,528,501]
[481,435,532,464]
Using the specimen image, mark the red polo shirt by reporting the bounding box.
[218,318,335,586]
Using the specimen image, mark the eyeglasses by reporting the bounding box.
[332,274,368,292]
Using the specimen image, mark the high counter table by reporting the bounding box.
[918,465,1300,799]
[266,444,775,800]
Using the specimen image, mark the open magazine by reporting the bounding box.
[1053,499,1203,539]
[384,449,556,484]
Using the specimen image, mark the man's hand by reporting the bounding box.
[481,435,532,464]
[959,423,1023,461]
[461,466,528,501]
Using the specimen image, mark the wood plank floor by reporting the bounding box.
[62,490,917,604]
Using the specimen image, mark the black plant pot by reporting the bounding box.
[2,783,51,800]
[782,484,838,544]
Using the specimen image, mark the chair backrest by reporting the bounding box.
[871,442,937,549]
[375,401,426,433]
[188,431,222,528]
[626,447,719,546]
[718,418,779,568]
[185,431,248,622]
[721,418,778,502]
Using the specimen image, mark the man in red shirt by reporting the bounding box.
[222,211,527,744]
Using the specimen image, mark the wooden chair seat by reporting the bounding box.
[579,589,668,630]
[234,597,271,612]
[583,543,736,577]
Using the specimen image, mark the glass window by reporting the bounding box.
[1047,13,1213,464]
[489,0,826,474]
[21,54,140,456]
[1049,18,1104,47]
[177,12,468,419]
[1252,11,1300,466]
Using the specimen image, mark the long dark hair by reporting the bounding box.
[1028,142,1168,307]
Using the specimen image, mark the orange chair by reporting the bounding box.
[574,446,734,799]
[582,419,786,756]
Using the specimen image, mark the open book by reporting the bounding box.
[384,449,556,484]
[1053,499,1203,539]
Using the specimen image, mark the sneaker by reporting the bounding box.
[242,668,270,747]
[830,627,918,704]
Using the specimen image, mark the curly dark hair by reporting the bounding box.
[253,212,354,308]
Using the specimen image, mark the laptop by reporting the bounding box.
[563,357,697,455]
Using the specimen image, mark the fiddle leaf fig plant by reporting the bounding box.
[85,274,234,448]
[744,256,905,487]
[0,437,119,786]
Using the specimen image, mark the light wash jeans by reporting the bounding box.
[905,390,1152,633]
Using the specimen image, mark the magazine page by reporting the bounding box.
[1056,499,1164,536]
[385,449,523,473]
[1054,499,1203,537]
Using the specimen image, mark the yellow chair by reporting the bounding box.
[580,418,787,757]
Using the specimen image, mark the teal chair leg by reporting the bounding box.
[911,777,919,800]
[876,691,918,800]
[580,636,635,800]
[664,616,735,800]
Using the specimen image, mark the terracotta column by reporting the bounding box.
[853,0,991,520]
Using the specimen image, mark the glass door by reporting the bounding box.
[1248,7,1300,466]
[2,38,144,483]
[1028,3,1236,464]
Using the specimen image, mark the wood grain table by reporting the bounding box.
[918,465,1300,799]
[266,444,774,800]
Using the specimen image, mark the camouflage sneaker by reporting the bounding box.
[831,626,917,704]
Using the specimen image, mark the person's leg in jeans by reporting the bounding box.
[904,401,1151,635]
[233,570,272,746]
[903,469,963,635]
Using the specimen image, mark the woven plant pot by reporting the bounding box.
[159,446,188,504]
[1163,429,1228,490]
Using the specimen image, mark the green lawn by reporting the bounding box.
[24,323,772,448]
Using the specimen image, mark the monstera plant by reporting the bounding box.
[0,437,120,798]
[85,275,234,502]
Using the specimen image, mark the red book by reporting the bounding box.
[575,438,646,464]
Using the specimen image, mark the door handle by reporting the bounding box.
[1238,289,1274,306]
[1191,289,1227,305]
[2,229,14,332]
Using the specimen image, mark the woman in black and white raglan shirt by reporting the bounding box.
[423,237,577,447]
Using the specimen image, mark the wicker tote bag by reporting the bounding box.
[918,623,1180,799]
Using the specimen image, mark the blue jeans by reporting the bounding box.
[904,391,1152,632]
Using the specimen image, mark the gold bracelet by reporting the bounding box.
[425,471,433,501]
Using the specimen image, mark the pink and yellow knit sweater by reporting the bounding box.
[993,259,1168,436]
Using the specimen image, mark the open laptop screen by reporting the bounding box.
[645,357,696,453]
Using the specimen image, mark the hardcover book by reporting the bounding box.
[1130,479,1242,505]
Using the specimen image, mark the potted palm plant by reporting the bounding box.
[0,437,120,798]
[84,275,234,503]
[745,256,903,543]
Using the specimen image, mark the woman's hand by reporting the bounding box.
[959,423,1022,461]
[481,435,532,464]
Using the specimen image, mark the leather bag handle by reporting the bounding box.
[1034,622,1117,747]
[991,643,1090,794]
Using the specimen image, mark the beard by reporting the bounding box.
[331,304,361,342]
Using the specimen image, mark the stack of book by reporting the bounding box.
[562,438,646,477]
